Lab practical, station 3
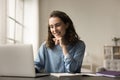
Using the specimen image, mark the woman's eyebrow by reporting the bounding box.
[49,22,62,27]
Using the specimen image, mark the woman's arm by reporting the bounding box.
[64,41,85,73]
[34,42,46,73]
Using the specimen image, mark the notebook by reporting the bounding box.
[0,44,49,77]
[96,71,120,77]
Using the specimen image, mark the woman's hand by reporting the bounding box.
[53,37,68,56]
[53,37,64,47]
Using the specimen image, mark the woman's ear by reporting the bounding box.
[66,23,69,29]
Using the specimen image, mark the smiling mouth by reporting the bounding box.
[54,32,61,36]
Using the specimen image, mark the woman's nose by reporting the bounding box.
[53,26,57,31]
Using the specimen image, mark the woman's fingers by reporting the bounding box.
[53,38,60,45]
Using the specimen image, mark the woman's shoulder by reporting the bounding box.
[42,41,46,45]
[77,40,85,44]
[76,40,86,48]
[39,41,47,48]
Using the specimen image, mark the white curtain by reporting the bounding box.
[0,0,7,44]
[24,0,40,56]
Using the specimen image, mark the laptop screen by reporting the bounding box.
[0,44,36,77]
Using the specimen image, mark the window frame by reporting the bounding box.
[7,0,24,44]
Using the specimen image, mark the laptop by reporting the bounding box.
[0,44,49,77]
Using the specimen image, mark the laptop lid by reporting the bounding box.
[0,44,49,77]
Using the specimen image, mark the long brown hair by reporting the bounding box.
[46,10,80,49]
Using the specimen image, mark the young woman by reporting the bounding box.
[34,10,85,73]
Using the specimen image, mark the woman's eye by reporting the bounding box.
[49,25,53,28]
[49,22,62,28]
[55,23,61,27]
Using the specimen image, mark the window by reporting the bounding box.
[7,0,24,44]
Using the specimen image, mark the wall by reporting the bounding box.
[39,0,120,69]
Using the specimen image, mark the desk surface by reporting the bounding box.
[0,75,120,80]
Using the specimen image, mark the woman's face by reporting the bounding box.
[49,17,68,38]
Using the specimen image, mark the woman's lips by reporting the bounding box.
[54,32,61,37]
